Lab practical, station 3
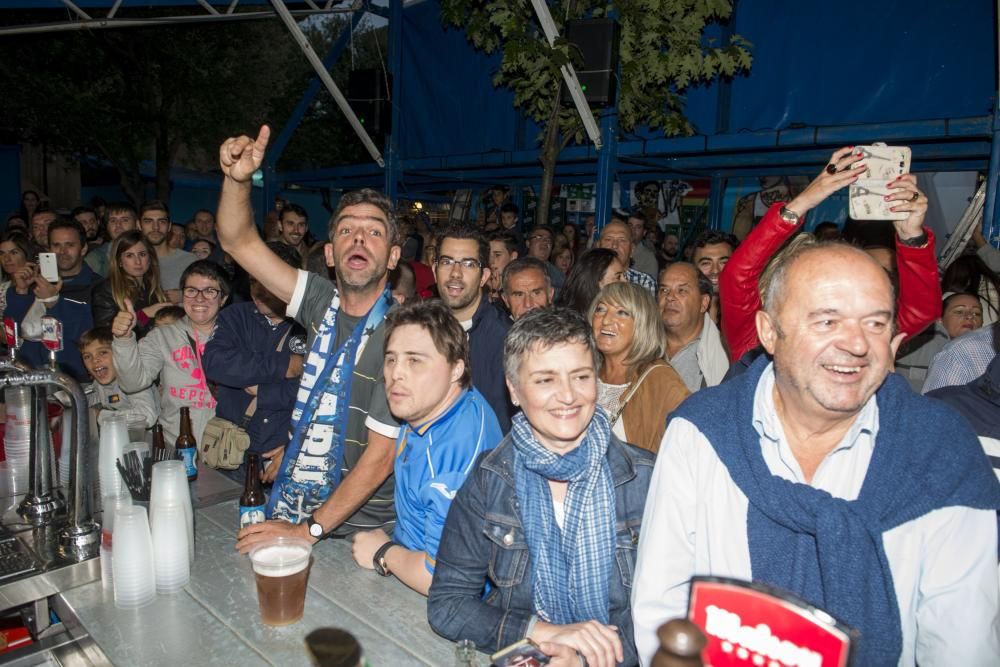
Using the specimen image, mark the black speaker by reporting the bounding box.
[563,18,620,108]
[347,68,392,137]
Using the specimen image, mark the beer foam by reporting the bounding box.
[250,544,310,577]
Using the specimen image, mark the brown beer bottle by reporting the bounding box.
[151,423,166,459]
[176,407,198,481]
[239,454,266,528]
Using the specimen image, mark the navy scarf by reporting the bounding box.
[673,356,1000,664]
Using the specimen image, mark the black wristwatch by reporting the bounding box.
[897,231,929,248]
[306,514,325,540]
[372,541,398,577]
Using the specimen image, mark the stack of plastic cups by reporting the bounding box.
[150,460,194,565]
[4,387,31,474]
[0,460,29,515]
[101,494,132,589]
[98,412,129,500]
[111,505,156,609]
[150,503,190,593]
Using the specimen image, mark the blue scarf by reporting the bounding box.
[511,407,615,625]
[267,288,393,522]
[672,356,1000,664]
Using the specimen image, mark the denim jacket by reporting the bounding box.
[427,434,654,666]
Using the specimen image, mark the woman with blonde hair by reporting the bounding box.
[590,281,689,452]
[91,230,171,338]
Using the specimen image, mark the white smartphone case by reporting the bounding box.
[38,252,59,282]
[848,143,912,220]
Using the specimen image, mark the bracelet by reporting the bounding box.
[897,231,928,248]
[38,295,59,305]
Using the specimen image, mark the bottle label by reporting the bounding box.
[240,505,266,528]
[180,447,197,478]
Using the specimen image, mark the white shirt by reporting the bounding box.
[632,364,1000,666]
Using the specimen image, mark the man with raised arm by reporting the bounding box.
[220,127,402,551]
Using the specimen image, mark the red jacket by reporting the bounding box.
[720,203,942,362]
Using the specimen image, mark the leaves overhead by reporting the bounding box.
[439,0,753,139]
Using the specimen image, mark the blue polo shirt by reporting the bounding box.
[393,387,501,573]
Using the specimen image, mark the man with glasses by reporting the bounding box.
[433,222,512,431]
[139,200,196,304]
[525,225,565,291]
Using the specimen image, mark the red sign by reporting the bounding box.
[687,577,854,667]
[3,318,16,348]
[40,317,62,352]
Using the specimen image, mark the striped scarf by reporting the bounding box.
[267,287,392,522]
[511,407,615,625]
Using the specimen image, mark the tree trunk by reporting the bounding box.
[119,169,145,207]
[535,84,565,229]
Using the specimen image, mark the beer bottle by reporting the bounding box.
[151,423,166,459]
[176,407,198,481]
[239,454,267,529]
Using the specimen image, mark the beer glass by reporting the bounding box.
[249,536,312,626]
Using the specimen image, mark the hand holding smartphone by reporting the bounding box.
[38,252,59,283]
[848,143,912,220]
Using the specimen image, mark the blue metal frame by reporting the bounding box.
[262,7,367,214]
[384,0,403,201]
[984,103,1000,245]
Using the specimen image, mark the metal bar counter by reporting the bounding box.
[57,480,458,665]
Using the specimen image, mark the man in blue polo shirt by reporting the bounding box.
[352,300,501,594]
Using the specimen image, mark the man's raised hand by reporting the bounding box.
[112,298,137,339]
[219,125,271,184]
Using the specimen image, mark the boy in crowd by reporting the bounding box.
[79,327,158,427]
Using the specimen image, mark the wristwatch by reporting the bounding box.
[779,205,802,225]
[897,231,928,248]
[372,541,398,577]
[306,514,325,540]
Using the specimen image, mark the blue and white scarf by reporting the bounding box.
[512,407,616,625]
[267,287,393,522]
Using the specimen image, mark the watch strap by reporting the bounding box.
[779,205,802,225]
[897,231,929,248]
[307,514,325,539]
[373,541,398,576]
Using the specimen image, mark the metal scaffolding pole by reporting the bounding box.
[527,0,602,150]
[270,0,384,167]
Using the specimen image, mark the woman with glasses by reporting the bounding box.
[91,230,172,338]
[111,260,228,443]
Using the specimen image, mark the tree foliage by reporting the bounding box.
[439,0,752,224]
[0,11,380,202]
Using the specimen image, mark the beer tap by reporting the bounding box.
[0,318,100,560]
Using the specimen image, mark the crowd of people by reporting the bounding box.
[3,132,999,665]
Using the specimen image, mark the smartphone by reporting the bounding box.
[490,638,550,667]
[38,252,59,283]
[848,143,912,220]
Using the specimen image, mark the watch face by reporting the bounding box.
[309,521,323,537]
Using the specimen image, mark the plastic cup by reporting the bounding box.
[99,413,130,500]
[4,387,31,442]
[112,505,156,609]
[249,537,312,626]
[151,503,190,593]
[126,415,148,445]
[150,461,194,562]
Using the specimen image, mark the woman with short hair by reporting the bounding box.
[590,282,689,453]
[428,307,653,667]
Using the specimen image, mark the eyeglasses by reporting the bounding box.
[528,235,553,245]
[436,257,482,270]
[183,286,221,300]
